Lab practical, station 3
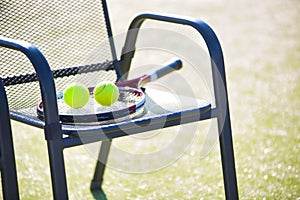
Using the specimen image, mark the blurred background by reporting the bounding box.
[4,0,299,199]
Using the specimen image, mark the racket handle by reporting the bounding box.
[151,58,182,80]
[117,58,182,88]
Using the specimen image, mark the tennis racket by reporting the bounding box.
[37,58,182,124]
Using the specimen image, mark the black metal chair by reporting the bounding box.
[0,0,238,199]
[0,79,19,199]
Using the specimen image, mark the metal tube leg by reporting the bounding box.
[0,92,19,199]
[47,139,68,200]
[90,140,112,191]
[218,114,239,200]
[0,135,20,200]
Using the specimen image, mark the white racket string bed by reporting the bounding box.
[0,0,238,199]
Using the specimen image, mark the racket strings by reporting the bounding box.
[119,90,143,104]
[56,89,144,116]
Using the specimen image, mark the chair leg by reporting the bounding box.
[0,128,19,200]
[218,112,239,200]
[90,140,112,199]
[47,139,68,200]
[0,81,19,200]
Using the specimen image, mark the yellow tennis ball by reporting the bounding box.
[93,81,119,106]
[63,83,89,108]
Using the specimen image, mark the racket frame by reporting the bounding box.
[37,58,182,123]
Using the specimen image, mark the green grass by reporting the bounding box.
[1,0,300,199]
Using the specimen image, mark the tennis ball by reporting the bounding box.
[93,81,119,106]
[63,83,89,108]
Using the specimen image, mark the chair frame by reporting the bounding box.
[0,1,238,199]
[0,79,19,199]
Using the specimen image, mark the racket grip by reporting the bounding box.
[153,58,182,80]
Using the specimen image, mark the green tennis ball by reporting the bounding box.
[63,83,89,108]
[93,81,119,106]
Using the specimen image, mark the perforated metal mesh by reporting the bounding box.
[0,0,117,113]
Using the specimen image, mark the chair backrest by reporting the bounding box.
[0,0,119,114]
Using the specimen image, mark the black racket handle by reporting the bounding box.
[153,58,182,79]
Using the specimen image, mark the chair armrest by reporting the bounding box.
[120,12,228,111]
[0,36,60,129]
[120,12,224,76]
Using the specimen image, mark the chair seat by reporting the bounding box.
[11,88,211,140]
